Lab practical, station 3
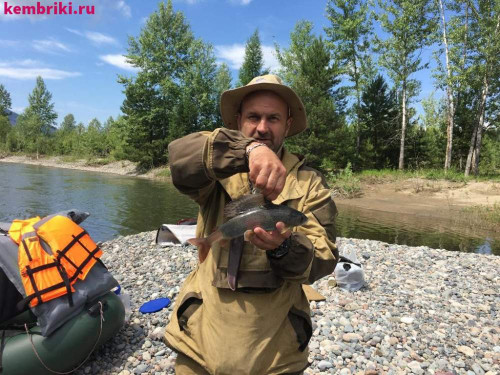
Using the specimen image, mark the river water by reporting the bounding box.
[1,162,498,255]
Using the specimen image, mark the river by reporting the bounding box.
[1,162,498,255]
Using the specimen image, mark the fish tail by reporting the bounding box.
[187,230,223,263]
[187,237,211,263]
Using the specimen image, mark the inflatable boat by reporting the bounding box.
[0,210,125,374]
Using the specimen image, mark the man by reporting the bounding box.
[164,75,338,374]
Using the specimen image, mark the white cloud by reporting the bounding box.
[66,28,118,45]
[0,61,81,80]
[33,38,71,53]
[66,28,83,36]
[215,44,246,70]
[17,59,41,67]
[230,0,253,5]
[215,44,280,72]
[0,40,20,47]
[115,0,131,18]
[99,54,138,71]
[261,46,280,72]
[85,32,117,45]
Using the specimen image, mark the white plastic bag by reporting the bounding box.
[113,286,131,322]
[334,247,365,292]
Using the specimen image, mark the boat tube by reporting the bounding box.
[0,291,125,375]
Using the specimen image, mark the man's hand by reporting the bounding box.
[246,142,286,201]
[246,222,291,250]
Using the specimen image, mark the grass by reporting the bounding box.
[60,155,81,163]
[84,157,114,166]
[357,168,471,183]
[327,162,362,199]
[327,166,499,198]
[460,203,500,233]
[154,167,171,179]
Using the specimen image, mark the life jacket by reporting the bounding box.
[8,215,102,308]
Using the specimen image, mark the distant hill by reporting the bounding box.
[3,111,56,134]
[6,110,18,125]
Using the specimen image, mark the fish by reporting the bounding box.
[187,194,308,263]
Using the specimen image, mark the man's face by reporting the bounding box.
[237,91,292,153]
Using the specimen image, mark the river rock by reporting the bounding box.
[343,333,362,342]
[457,345,475,357]
[69,233,500,375]
[317,360,333,370]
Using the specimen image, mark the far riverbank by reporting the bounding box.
[2,154,499,232]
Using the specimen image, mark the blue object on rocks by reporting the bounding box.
[139,298,171,314]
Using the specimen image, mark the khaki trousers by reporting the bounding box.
[174,353,305,375]
[175,353,210,375]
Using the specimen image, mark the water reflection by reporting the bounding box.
[335,203,499,255]
[1,162,498,255]
[0,163,198,242]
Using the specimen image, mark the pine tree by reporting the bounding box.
[238,29,266,86]
[276,21,347,171]
[359,75,400,168]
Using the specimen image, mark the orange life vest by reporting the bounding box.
[8,215,102,308]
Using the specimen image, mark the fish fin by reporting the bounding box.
[243,230,254,242]
[187,238,211,263]
[224,193,267,219]
[278,224,291,235]
[228,275,237,291]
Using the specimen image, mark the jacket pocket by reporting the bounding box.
[176,292,203,332]
[287,306,312,352]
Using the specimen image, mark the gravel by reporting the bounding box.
[75,232,500,375]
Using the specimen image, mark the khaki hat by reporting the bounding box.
[220,74,307,137]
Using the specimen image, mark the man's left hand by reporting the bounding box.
[247,222,291,250]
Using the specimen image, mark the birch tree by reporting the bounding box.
[325,0,376,159]
[120,0,219,167]
[463,0,500,176]
[435,0,456,170]
[0,84,12,116]
[376,0,437,169]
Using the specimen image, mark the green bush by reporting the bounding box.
[327,162,362,198]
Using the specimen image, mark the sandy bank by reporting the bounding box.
[0,155,168,180]
[336,178,500,221]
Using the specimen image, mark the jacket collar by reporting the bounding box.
[219,148,305,204]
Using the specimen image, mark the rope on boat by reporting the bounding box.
[25,301,104,374]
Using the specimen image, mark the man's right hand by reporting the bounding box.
[246,142,286,201]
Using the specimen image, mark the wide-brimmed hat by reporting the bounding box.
[220,74,307,137]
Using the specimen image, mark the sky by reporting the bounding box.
[0,0,440,126]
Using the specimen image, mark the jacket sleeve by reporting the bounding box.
[168,128,255,203]
[268,172,339,284]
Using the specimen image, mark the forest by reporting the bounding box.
[0,0,498,177]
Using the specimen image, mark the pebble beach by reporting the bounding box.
[76,232,499,375]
